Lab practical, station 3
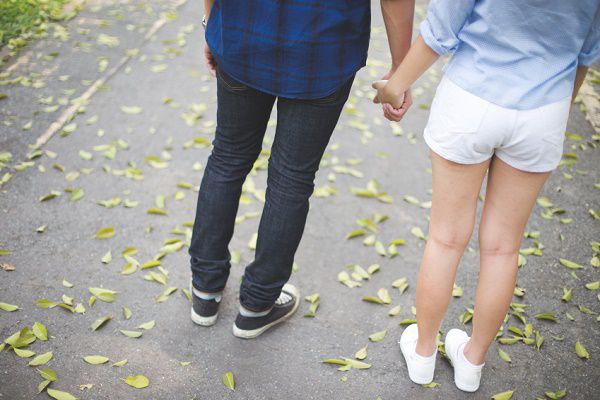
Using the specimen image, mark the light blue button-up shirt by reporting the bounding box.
[420,0,600,109]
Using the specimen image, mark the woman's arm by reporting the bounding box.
[373,35,439,108]
[573,66,589,103]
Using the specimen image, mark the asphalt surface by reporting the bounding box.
[1,1,599,399]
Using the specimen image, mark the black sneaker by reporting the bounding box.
[232,283,299,339]
[190,281,221,326]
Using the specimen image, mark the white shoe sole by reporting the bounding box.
[190,307,218,326]
[232,284,300,339]
[399,341,434,385]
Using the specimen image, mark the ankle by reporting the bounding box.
[462,341,486,366]
[415,340,437,358]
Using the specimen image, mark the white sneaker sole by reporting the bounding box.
[399,341,434,385]
[232,284,300,339]
[190,307,218,326]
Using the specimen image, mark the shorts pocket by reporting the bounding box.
[435,78,490,134]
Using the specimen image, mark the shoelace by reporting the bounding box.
[275,292,292,305]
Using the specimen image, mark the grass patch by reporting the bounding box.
[0,0,73,48]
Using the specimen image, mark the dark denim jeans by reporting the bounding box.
[189,68,353,311]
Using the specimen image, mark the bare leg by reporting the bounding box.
[464,156,550,364]
[415,152,490,356]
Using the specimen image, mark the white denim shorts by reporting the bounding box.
[424,77,571,172]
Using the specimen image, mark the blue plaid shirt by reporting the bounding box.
[205,0,371,99]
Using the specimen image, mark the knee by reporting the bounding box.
[478,227,520,256]
[208,142,261,180]
[428,227,473,252]
[267,156,316,199]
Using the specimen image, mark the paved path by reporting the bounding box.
[1,1,599,399]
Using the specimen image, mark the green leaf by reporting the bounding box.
[38,367,57,381]
[410,226,426,240]
[14,348,35,358]
[377,288,391,304]
[137,320,155,330]
[322,359,347,366]
[38,380,51,393]
[355,345,368,360]
[120,330,142,338]
[32,322,48,341]
[343,358,371,369]
[120,106,142,114]
[101,251,112,264]
[388,305,402,316]
[491,390,514,400]
[124,375,149,389]
[39,191,61,202]
[375,241,387,256]
[452,283,463,298]
[62,280,73,288]
[535,312,557,322]
[559,258,583,270]
[498,348,512,363]
[585,281,600,290]
[95,227,115,239]
[29,351,53,366]
[222,371,235,391]
[112,359,128,367]
[561,287,572,302]
[345,229,366,239]
[368,330,387,342]
[47,388,77,400]
[575,341,589,359]
[146,207,168,215]
[362,296,385,305]
[545,389,567,399]
[536,197,553,208]
[88,287,117,302]
[90,315,111,331]
[84,355,109,364]
[0,302,19,312]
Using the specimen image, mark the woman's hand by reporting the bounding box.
[373,79,412,122]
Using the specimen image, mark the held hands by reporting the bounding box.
[372,78,412,122]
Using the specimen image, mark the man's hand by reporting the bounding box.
[372,78,412,122]
[204,43,217,77]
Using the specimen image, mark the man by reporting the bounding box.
[189,0,415,339]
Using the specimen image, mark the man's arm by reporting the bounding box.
[379,0,416,121]
[572,66,589,103]
[381,0,415,71]
[204,0,216,76]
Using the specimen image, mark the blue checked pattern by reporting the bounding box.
[420,0,600,109]
[205,0,371,99]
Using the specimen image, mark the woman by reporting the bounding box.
[373,0,600,392]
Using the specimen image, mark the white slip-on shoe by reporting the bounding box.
[399,324,437,385]
[445,329,484,392]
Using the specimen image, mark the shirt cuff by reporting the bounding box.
[578,49,600,67]
[419,19,452,56]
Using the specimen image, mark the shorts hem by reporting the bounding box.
[424,131,491,165]
[493,152,557,173]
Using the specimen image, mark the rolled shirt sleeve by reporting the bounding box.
[578,4,600,66]
[419,0,476,55]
